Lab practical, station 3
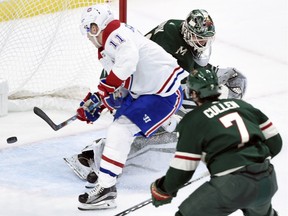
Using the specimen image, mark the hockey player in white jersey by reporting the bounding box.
[75,4,189,210]
[64,7,247,187]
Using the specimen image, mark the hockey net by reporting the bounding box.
[0,0,123,112]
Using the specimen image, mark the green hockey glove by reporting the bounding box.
[150,176,173,207]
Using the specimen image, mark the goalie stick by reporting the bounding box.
[33,102,100,131]
[114,171,210,216]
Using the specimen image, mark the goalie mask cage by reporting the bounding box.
[0,0,127,111]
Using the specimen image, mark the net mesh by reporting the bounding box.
[0,0,117,111]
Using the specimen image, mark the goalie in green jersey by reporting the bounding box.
[146,9,247,112]
[150,67,282,216]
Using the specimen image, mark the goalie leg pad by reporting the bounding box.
[85,171,99,188]
[63,154,94,180]
[64,138,106,180]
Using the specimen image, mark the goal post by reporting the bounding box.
[0,0,127,112]
[119,0,127,23]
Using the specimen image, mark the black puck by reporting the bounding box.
[7,136,17,144]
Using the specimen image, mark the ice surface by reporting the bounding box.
[0,0,287,215]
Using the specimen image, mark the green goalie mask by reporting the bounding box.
[181,9,215,52]
[185,68,220,99]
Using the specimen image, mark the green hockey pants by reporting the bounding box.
[175,160,278,216]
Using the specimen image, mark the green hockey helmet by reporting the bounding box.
[181,9,215,52]
[186,67,220,99]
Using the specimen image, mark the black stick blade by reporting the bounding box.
[33,107,59,131]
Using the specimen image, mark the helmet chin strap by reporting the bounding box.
[91,36,102,48]
[87,33,102,48]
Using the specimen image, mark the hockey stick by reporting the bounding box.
[34,88,125,131]
[33,102,100,131]
[114,171,210,216]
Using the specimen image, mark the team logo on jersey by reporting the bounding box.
[175,46,188,56]
[143,114,151,123]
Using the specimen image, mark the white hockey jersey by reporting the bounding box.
[98,20,189,97]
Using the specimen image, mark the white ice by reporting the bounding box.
[0,0,287,215]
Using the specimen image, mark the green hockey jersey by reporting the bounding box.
[163,99,282,194]
[146,19,198,72]
[145,19,213,73]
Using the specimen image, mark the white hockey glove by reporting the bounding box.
[216,67,247,99]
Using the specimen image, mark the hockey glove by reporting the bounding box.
[216,67,247,99]
[150,176,173,207]
[77,92,102,123]
[225,68,247,99]
[98,78,123,111]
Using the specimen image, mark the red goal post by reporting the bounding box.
[119,0,127,23]
[0,0,127,112]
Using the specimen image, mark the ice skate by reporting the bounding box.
[78,182,117,210]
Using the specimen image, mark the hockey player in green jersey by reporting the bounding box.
[146,9,247,109]
[150,68,282,216]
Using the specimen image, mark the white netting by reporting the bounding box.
[0,0,118,111]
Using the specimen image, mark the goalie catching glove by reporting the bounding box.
[77,92,103,123]
[150,176,175,207]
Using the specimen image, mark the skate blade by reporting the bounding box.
[78,199,117,210]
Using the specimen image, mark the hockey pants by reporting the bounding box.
[175,160,278,216]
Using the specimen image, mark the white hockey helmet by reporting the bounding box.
[80,4,115,36]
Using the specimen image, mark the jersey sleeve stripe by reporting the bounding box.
[260,120,279,139]
[260,121,272,130]
[175,155,200,160]
[170,151,201,171]
[174,151,202,159]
